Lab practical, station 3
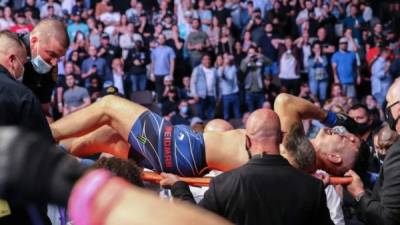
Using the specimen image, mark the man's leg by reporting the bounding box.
[206,96,216,120]
[155,75,165,101]
[246,92,255,112]
[232,93,241,119]
[319,80,328,102]
[60,125,130,159]
[51,95,148,142]
[222,95,230,121]
[130,75,138,92]
[195,98,205,119]
[138,73,147,91]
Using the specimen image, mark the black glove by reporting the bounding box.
[323,111,363,135]
[0,127,88,206]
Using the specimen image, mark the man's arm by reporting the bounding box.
[347,147,400,225]
[274,94,327,132]
[169,49,176,78]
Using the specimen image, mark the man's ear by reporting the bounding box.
[327,153,342,165]
[30,35,38,46]
[245,135,251,150]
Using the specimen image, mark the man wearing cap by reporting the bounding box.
[98,32,122,66]
[20,18,69,116]
[331,37,359,98]
[67,9,89,42]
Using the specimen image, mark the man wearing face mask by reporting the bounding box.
[0,31,53,225]
[345,78,400,225]
[19,18,69,116]
[170,100,192,126]
[348,104,381,180]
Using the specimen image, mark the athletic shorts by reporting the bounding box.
[128,111,209,177]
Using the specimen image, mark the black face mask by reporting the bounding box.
[356,121,370,134]
[386,101,400,131]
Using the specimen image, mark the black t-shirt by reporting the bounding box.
[213,8,231,25]
[22,62,57,104]
[99,44,122,65]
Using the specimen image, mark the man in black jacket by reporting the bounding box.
[0,31,52,225]
[345,78,400,225]
[161,108,334,225]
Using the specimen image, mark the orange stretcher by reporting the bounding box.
[142,171,353,186]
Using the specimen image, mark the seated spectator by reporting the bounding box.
[170,100,192,126]
[162,85,180,117]
[87,76,102,103]
[63,74,91,116]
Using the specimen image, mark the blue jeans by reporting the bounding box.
[373,93,386,108]
[342,84,356,98]
[308,78,328,101]
[222,93,241,120]
[264,62,279,76]
[195,96,216,120]
[130,73,147,92]
[246,92,265,112]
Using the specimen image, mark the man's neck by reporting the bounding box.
[310,139,323,170]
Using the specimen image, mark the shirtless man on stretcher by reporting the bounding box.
[51,93,362,176]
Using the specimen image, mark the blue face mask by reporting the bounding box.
[31,42,52,74]
[180,106,189,115]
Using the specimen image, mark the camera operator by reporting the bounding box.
[240,46,271,112]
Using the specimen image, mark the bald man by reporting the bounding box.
[20,19,69,114]
[165,109,333,225]
[51,92,362,177]
[204,119,234,132]
[0,31,53,225]
[345,78,400,225]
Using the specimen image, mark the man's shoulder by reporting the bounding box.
[0,76,36,99]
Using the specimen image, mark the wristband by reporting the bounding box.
[323,111,337,127]
[68,169,112,225]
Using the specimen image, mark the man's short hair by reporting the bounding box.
[31,18,70,49]
[349,104,369,115]
[0,31,25,53]
[285,122,316,172]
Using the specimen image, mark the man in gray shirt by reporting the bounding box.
[63,74,91,116]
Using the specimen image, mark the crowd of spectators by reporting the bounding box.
[0,0,398,125]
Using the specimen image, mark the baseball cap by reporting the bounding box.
[339,37,348,44]
[101,33,110,39]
